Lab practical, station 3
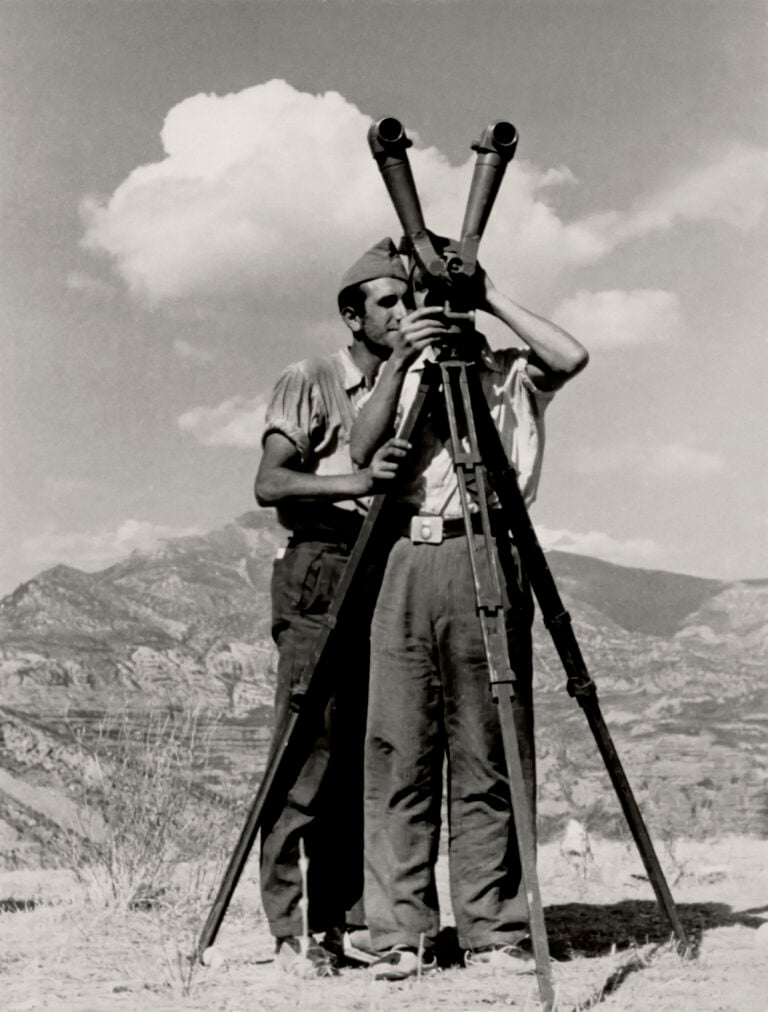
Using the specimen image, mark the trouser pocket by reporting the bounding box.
[271,541,349,641]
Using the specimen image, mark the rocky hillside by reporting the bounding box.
[2,510,765,713]
[1,510,766,863]
[0,511,283,715]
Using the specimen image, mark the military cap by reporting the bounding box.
[338,237,408,296]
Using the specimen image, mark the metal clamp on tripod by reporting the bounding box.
[197,118,687,1011]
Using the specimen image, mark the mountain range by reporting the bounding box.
[1,510,766,864]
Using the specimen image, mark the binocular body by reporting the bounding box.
[368,116,518,312]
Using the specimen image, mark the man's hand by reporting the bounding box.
[471,264,497,315]
[360,437,412,491]
[391,306,474,369]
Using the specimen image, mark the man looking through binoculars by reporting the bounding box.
[350,242,589,981]
[254,237,450,977]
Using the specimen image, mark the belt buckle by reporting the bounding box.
[409,515,444,544]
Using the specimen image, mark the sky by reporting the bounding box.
[1,0,767,594]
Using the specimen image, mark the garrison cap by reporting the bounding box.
[338,237,408,296]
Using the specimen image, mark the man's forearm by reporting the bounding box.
[486,288,589,381]
[349,356,409,467]
[255,465,372,506]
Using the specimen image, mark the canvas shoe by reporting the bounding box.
[275,935,339,977]
[343,929,379,966]
[463,941,535,974]
[321,926,377,967]
[370,945,437,981]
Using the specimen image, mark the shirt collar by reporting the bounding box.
[335,347,367,392]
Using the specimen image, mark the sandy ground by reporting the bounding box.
[0,836,766,1011]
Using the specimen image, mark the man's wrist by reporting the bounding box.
[482,285,503,316]
[354,468,374,495]
[390,347,414,373]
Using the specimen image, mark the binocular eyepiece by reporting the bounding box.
[369,116,411,152]
[368,116,518,292]
[474,120,518,155]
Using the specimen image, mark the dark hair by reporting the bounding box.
[337,283,367,316]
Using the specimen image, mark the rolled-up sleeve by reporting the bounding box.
[262,363,323,464]
[492,347,554,415]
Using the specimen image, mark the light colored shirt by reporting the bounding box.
[263,347,369,529]
[391,341,554,515]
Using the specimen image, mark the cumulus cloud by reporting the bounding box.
[65,270,116,301]
[80,80,768,314]
[647,440,725,478]
[81,81,398,303]
[173,338,215,363]
[538,525,665,568]
[177,396,266,448]
[618,144,768,238]
[553,289,685,348]
[21,519,204,576]
[538,165,578,189]
[570,438,725,479]
[78,80,614,307]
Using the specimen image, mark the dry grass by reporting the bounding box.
[2,711,766,1010]
[55,708,241,912]
[1,836,767,1011]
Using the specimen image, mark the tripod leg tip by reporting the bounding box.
[201,946,224,969]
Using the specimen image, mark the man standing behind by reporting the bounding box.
[254,238,443,976]
[350,253,589,981]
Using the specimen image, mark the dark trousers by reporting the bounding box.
[364,533,535,952]
[260,538,368,938]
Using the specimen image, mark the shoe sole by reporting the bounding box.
[371,962,437,981]
[342,946,378,967]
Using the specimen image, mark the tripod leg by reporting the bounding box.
[464,365,689,951]
[197,706,306,960]
[520,517,688,950]
[494,689,555,1009]
[577,686,689,948]
[441,360,556,1009]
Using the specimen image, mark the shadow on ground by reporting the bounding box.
[433,899,765,967]
[545,899,764,959]
[0,898,36,912]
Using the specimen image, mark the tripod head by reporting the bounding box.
[368,117,518,315]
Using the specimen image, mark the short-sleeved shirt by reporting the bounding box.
[391,340,555,516]
[263,347,370,532]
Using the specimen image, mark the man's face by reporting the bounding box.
[356,277,409,352]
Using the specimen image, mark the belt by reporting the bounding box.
[287,523,363,550]
[404,511,508,544]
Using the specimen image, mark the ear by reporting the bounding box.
[340,306,363,334]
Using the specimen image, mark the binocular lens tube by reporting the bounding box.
[368,117,445,277]
[460,121,518,242]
